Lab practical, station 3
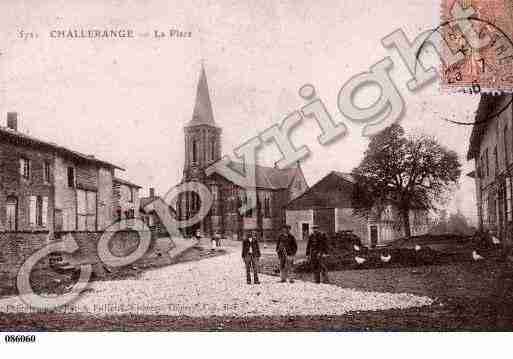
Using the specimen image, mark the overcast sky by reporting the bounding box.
[0,0,480,222]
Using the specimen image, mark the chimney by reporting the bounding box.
[149,187,155,198]
[7,112,18,131]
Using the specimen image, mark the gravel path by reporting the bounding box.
[0,249,433,317]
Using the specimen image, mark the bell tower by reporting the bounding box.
[183,65,222,181]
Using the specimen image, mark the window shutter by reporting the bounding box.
[42,196,48,227]
[29,196,37,225]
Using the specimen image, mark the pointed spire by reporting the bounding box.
[187,64,216,127]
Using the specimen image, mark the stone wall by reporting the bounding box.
[0,231,50,286]
[0,229,160,292]
[55,230,156,266]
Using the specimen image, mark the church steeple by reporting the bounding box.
[183,65,222,180]
[187,65,216,127]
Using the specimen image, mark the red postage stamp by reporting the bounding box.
[440,0,513,93]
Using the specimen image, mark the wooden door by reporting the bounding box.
[6,196,18,231]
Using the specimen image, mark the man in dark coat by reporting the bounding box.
[276,224,298,283]
[306,225,329,284]
[242,231,261,284]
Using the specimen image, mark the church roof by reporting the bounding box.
[224,162,302,190]
[186,66,217,127]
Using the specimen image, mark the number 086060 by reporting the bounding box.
[4,335,36,343]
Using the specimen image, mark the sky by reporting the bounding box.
[0,0,480,223]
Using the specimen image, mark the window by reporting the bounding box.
[264,195,272,218]
[77,189,96,230]
[192,140,198,163]
[494,146,499,176]
[480,154,485,178]
[44,161,51,184]
[485,148,490,177]
[19,157,30,179]
[211,139,216,160]
[29,195,48,227]
[36,196,43,225]
[67,167,75,188]
[482,193,488,227]
[129,187,134,203]
[246,193,254,218]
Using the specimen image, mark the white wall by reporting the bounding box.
[286,209,313,241]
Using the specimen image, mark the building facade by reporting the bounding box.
[467,94,513,240]
[176,67,308,240]
[113,177,141,221]
[0,112,139,234]
[286,171,430,246]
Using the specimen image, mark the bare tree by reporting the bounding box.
[352,124,461,239]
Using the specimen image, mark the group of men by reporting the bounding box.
[241,224,330,285]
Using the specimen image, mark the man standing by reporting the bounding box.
[276,224,298,283]
[306,225,329,284]
[242,231,261,285]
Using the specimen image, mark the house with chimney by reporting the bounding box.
[176,66,308,240]
[467,94,513,240]
[0,112,140,234]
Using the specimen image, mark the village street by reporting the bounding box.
[0,242,432,318]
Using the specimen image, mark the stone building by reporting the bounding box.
[286,171,430,246]
[176,67,308,240]
[0,112,138,234]
[467,94,513,239]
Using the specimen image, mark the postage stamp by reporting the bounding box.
[440,0,513,93]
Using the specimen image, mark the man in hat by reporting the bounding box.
[306,225,329,284]
[241,231,261,284]
[276,224,298,283]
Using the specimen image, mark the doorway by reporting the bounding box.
[301,222,310,241]
[370,225,378,248]
[6,196,18,231]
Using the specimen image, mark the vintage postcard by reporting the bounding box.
[0,0,512,353]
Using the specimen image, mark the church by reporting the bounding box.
[176,67,308,241]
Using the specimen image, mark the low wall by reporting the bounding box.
[0,231,50,279]
[0,229,169,293]
[55,230,165,267]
